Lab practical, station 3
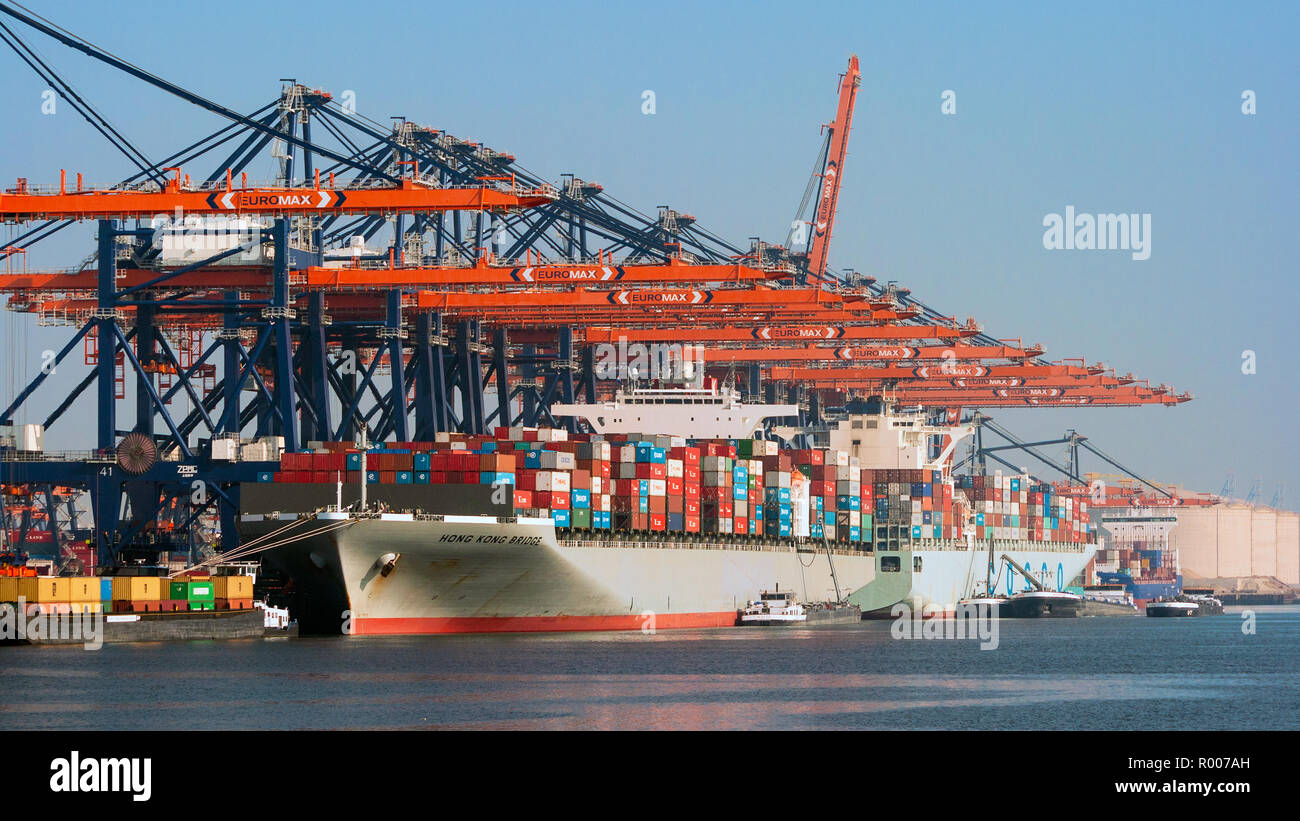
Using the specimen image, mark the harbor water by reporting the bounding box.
[5,606,1297,731]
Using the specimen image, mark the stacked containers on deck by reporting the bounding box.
[110,576,163,613]
[212,575,254,610]
[958,474,1089,543]
[267,429,1102,548]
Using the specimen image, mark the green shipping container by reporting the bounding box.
[168,581,189,601]
[570,508,593,529]
[186,581,215,602]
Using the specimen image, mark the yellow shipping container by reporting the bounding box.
[18,577,70,603]
[68,577,100,603]
[0,577,18,602]
[211,576,253,599]
[110,576,162,601]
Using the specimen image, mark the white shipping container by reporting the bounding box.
[648,479,667,497]
[539,450,576,470]
[210,438,238,461]
[667,459,684,478]
[536,471,571,492]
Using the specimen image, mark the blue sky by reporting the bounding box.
[1,0,1296,508]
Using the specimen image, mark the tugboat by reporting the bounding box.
[738,588,807,626]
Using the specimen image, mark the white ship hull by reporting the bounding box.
[848,539,1096,616]
[243,513,875,634]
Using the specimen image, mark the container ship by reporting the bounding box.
[1090,511,1183,606]
[243,390,1096,634]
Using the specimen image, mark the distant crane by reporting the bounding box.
[1270,483,1285,509]
[1245,477,1262,505]
[1220,474,1235,499]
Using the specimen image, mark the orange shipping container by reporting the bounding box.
[111,576,162,601]
[68,577,100,603]
[211,576,253,599]
[18,577,69,603]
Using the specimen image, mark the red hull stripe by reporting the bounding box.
[353,611,738,635]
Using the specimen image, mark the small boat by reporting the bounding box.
[738,590,807,626]
[1145,599,1200,617]
[1181,588,1225,616]
[1081,583,1140,616]
[957,595,1008,615]
[1000,590,1084,618]
[1146,590,1224,617]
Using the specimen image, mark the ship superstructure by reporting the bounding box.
[551,383,798,440]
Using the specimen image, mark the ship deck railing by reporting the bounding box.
[557,537,869,557]
[0,449,117,463]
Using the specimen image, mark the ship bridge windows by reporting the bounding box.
[913,556,923,572]
[881,556,901,573]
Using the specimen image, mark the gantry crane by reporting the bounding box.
[0,4,1190,567]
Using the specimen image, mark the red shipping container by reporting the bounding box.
[734,517,748,535]
[380,471,396,484]
[685,499,701,516]
[671,446,701,464]
[667,496,684,514]
[650,514,666,532]
[666,477,683,495]
[514,490,533,508]
[685,515,701,533]
[685,484,700,500]
[648,496,667,514]
[480,453,516,472]
[684,465,701,482]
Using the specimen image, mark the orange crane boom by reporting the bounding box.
[0,171,556,222]
[806,55,861,278]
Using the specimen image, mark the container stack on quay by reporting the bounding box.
[260,427,1090,550]
[0,572,254,615]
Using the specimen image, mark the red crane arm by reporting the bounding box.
[806,55,861,278]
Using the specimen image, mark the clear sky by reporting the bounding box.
[1,0,1296,508]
